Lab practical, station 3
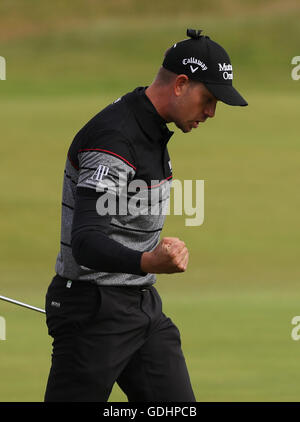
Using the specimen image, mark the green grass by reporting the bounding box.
[0,1,300,402]
[1,90,299,402]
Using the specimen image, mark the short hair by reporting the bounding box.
[153,66,177,85]
[153,66,202,88]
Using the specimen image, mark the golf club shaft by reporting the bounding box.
[0,295,45,314]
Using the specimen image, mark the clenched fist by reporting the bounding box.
[140,237,189,274]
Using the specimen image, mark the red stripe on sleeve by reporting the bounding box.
[78,148,137,171]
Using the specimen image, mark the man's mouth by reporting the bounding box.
[191,120,202,129]
[191,116,208,129]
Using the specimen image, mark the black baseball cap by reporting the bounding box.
[162,29,248,106]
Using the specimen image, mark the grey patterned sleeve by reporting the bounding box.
[71,148,148,276]
[77,149,136,194]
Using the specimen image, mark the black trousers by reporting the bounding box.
[44,275,196,402]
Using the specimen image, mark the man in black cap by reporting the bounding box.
[147,28,247,134]
[44,29,247,402]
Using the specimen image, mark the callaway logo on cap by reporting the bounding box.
[162,29,248,106]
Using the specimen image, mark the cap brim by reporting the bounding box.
[204,83,248,106]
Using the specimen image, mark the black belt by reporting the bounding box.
[54,275,152,292]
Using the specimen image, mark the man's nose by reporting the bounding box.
[205,101,217,118]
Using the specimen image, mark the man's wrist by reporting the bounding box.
[140,251,153,274]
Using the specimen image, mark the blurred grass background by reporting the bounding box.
[0,0,300,401]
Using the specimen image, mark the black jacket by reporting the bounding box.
[55,86,174,286]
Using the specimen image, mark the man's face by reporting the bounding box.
[171,79,218,133]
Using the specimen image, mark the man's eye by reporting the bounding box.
[207,96,216,104]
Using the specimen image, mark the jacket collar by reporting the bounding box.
[124,86,174,145]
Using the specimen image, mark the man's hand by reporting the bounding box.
[141,237,189,274]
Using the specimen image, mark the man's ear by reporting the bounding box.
[174,74,189,97]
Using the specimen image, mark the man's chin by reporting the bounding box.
[175,122,192,133]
